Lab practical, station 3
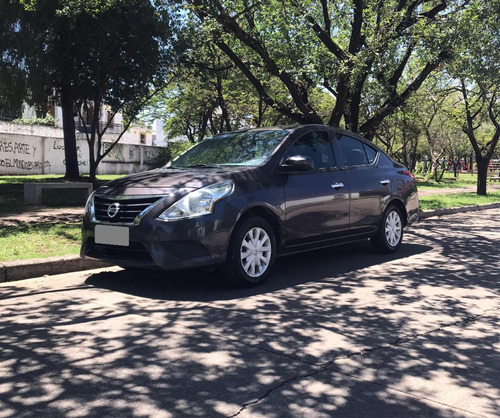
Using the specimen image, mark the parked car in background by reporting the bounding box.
[81,125,418,287]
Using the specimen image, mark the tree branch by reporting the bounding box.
[319,0,331,36]
[349,0,364,55]
[360,50,448,138]
[97,79,174,163]
[209,2,322,123]
[305,15,347,61]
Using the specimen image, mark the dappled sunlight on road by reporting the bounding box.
[0,209,498,417]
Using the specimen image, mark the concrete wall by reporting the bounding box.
[0,121,64,138]
[0,130,161,176]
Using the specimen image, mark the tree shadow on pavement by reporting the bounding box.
[84,240,431,302]
[0,211,498,417]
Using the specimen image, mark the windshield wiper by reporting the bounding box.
[183,164,221,168]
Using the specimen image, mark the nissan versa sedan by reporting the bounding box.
[81,125,418,287]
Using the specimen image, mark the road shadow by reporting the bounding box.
[1,212,499,417]
[84,240,431,302]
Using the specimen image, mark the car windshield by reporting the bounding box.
[169,129,289,168]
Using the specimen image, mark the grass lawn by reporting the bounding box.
[0,223,81,262]
[416,172,477,190]
[419,191,500,211]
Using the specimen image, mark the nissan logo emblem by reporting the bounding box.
[107,203,120,218]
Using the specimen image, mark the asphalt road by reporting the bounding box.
[0,209,499,417]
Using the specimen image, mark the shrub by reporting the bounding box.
[12,115,58,127]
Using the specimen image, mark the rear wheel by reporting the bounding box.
[223,216,276,287]
[370,205,403,253]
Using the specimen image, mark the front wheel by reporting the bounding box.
[370,205,404,253]
[223,217,276,287]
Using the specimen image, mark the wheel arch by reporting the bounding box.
[385,198,408,227]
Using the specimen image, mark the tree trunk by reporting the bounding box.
[88,141,97,185]
[60,84,80,180]
[476,157,488,196]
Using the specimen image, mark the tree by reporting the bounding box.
[0,64,26,120]
[66,0,171,183]
[449,0,500,195]
[5,0,171,181]
[180,0,468,139]
[0,1,28,119]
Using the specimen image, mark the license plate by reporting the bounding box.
[95,225,129,247]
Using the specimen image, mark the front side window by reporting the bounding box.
[284,131,334,170]
[170,129,289,168]
[337,135,377,167]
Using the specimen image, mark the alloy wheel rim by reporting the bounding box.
[385,210,402,247]
[240,227,272,278]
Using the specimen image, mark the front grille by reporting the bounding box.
[87,238,154,262]
[94,195,163,223]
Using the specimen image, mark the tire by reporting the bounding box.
[223,216,276,287]
[370,205,404,253]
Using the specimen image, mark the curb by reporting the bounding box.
[0,256,111,284]
[418,202,500,220]
[1,202,499,284]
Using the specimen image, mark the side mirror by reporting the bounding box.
[281,155,314,171]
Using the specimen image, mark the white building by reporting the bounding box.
[22,101,166,147]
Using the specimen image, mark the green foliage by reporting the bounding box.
[446,0,500,194]
[12,115,57,127]
[0,64,26,120]
[179,0,468,137]
[150,141,193,167]
[1,0,173,180]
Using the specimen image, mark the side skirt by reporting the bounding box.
[279,231,376,257]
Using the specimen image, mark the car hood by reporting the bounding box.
[95,166,258,197]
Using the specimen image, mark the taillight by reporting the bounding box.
[403,170,415,179]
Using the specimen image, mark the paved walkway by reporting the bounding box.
[418,183,500,197]
[0,207,83,226]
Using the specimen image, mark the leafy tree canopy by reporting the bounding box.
[177,0,469,139]
[1,0,173,179]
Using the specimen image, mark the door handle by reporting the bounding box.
[380,179,390,185]
[331,182,344,189]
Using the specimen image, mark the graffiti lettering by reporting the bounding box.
[103,143,125,161]
[62,159,88,167]
[14,142,30,155]
[53,141,64,150]
[0,158,51,170]
[144,149,159,163]
[0,141,13,153]
[0,141,34,155]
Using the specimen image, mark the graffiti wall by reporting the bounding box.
[0,133,161,175]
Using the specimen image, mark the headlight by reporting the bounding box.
[84,191,95,217]
[158,180,234,221]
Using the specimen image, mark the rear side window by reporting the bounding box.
[377,152,396,168]
[284,131,334,170]
[363,143,377,164]
[337,135,369,166]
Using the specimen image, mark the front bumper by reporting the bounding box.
[80,202,240,270]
